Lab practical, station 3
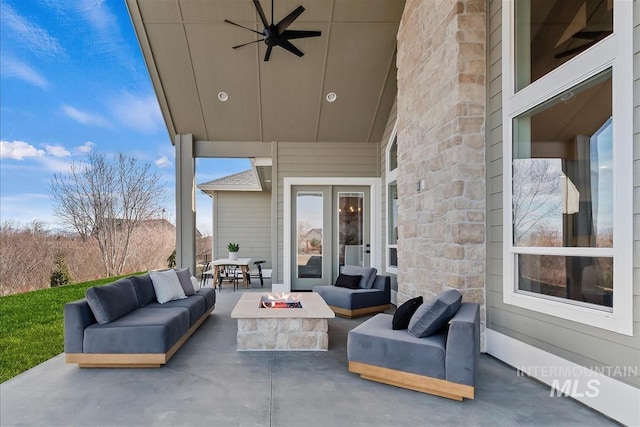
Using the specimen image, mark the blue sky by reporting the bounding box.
[0,0,250,236]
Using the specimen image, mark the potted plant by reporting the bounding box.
[227,242,240,260]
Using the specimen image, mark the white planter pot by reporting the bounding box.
[229,252,238,261]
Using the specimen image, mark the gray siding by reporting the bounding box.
[275,141,379,282]
[213,191,272,268]
[486,0,640,387]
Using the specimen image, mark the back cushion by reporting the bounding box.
[129,274,156,306]
[175,268,196,296]
[342,265,377,289]
[85,278,139,324]
[408,289,462,338]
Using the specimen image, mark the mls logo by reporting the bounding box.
[550,379,600,398]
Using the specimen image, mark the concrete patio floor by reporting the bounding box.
[1,286,617,427]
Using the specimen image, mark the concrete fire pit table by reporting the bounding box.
[230,292,335,351]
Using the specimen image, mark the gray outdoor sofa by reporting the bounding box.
[313,266,391,318]
[65,272,215,368]
[347,299,480,401]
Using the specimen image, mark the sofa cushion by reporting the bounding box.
[85,279,139,325]
[83,307,190,354]
[348,313,447,380]
[314,285,387,310]
[145,296,205,326]
[129,274,156,307]
[392,296,423,330]
[341,265,377,289]
[149,269,187,304]
[195,288,216,311]
[175,268,196,296]
[335,273,362,289]
[408,290,462,338]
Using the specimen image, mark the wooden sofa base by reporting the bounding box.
[329,304,390,319]
[348,361,474,401]
[66,305,215,368]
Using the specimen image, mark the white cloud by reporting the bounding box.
[77,0,117,34]
[62,105,110,127]
[74,141,95,154]
[110,93,163,134]
[0,140,45,160]
[1,2,64,57]
[43,144,71,158]
[0,56,49,89]
[155,156,171,168]
[36,157,73,173]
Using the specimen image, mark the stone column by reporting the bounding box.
[396,0,486,343]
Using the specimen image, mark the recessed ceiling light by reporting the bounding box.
[218,91,229,102]
[326,92,337,103]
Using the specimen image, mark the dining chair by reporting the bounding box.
[245,260,267,287]
[218,265,239,291]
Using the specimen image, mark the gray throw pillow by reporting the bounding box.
[175,268,196,296]
[341,265,377,289]
[408,289,462,338]
[85,278,139,324]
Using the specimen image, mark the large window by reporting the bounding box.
[502,0,632,334]
[386,128,398,273]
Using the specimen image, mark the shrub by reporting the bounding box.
[50,250,72,287]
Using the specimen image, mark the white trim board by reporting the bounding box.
[284,177,382,289]
[486,329,640,426]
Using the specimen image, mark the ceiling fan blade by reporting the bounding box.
[282,30,321,40]
[276,5,305,34]
[572,30,612,40]
[554,40,599,59]
[264,45,273,61]
[252,0,269,28]
[232,39,265,49]
[279,39,304,57]
[224,19,264,36]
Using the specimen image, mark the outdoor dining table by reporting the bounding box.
[204,258,253,288]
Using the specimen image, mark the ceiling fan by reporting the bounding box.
[554,29,613,59]
[225,0,321,61]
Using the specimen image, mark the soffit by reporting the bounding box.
[127,0,404,144]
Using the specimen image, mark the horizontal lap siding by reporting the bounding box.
[275,141,380,282]
[485,0,639,387]
[214,191,272,267]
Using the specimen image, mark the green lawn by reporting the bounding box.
[0,274,143,383]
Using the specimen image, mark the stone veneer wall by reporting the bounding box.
[237,318,329,351]
[396,0,486,345]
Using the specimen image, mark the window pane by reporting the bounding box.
[389,136,398,171]
[389,247,398,268]
[512,70,612,248]
[515,0,613,91]
[388,182,398,245]
[338,192,364,268]
[297,192,323,279]
[518,254,613,308]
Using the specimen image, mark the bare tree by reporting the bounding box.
[51,152,165,276]
[512,159,562,246]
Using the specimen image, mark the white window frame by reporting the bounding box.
[501,0,633,335]
[386,124,398,274]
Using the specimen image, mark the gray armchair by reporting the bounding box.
[347,302,480,401]
[314,271,390,318]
